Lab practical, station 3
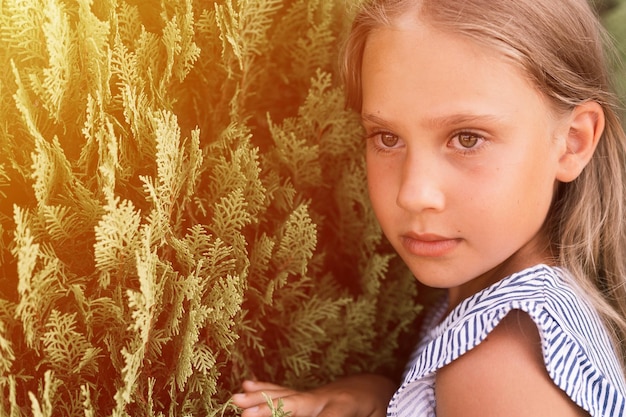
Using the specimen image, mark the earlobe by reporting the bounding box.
[556,101,604,183]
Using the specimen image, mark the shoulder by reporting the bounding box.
[435,310,588,417]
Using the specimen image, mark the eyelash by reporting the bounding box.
[448,131,486,155]
[365,131,403,154]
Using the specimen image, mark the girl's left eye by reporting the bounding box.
[450,132,485,151]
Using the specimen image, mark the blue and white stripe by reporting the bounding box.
[387,264,626,417]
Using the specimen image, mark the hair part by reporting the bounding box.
[342,0,626,369]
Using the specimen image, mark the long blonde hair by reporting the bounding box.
[343,0,626,368]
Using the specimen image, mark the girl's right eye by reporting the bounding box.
[367,131,402,152]
[380,132,399,148]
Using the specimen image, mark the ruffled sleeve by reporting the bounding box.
[388,265,626,417]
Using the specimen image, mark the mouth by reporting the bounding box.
[400,233,461,258]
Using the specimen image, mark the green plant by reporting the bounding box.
[0,0,421,415]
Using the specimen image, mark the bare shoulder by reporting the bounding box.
[435,310,588,417]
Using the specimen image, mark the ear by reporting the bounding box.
[556,101,604,183]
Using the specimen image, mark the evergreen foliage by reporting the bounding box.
[601,0,626,100]
[0,0,421,415]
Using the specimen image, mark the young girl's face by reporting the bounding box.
[361,17,571,305]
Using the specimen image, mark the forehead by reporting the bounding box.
[360,21,548,124]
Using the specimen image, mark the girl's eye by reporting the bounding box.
[450,132,484,151]
[365,131,403,154]
[380,132,399,148]
[458,133,478,148]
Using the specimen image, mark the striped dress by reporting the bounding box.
[387,264,626,417]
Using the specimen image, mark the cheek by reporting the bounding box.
[479,164,556,231]
[366,166,385,209]
[366,160,398,219]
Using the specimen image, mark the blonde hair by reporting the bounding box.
[343,0,626,368]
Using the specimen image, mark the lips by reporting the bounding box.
[400,233,460,257]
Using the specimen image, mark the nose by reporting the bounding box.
[396,149,446,213]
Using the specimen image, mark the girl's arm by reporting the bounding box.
[435,310,588,417]
[232,374,396,417]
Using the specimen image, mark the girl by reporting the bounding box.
[232,0,626,415]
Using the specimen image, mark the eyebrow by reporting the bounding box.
[360,113,394,128]
[361,112,505,129]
